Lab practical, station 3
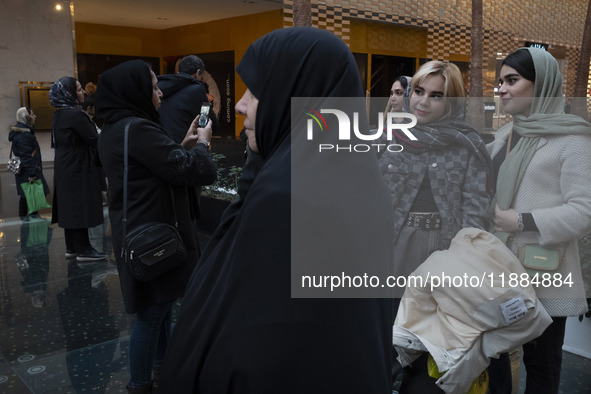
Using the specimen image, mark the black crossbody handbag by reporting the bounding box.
[121,120,187,282]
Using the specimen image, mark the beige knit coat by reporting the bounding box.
[488,123,591,316]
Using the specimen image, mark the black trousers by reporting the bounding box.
[64,228,92,253]
[398,352,444,394]
[488,316,567,394]
[523,316,567,393]
[487,351,512,394]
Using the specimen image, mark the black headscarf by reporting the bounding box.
[162,27,394,393]
[49,76,81,109]
[94,60,160,124]
[236,27,366,160]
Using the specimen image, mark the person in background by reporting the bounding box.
[81,84,109,254]
[85,81,97,96]
[383,75,411,123]
[84,81,103,130]
[8,107,50,218]
[488,47,591,394]
[49,76,107,262]
[82,95,100,131]
[158,55,219,143]
[158,55,220,245]
[95,59,216,393]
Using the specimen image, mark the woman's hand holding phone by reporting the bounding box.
[182,117,212,150]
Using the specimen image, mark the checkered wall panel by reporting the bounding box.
[282,0,590,95]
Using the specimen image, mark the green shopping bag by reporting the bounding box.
[25,217,50,247]
[20,180,51,215]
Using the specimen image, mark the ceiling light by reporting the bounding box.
[55,4,62,11]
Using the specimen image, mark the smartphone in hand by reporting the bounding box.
[198,102,211,128]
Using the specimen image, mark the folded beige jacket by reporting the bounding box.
[393,228,552,393]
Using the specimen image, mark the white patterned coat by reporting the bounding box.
[488,123,591,316]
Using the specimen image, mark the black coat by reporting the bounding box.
[8,124,49,197]
[98,116,216,314]
[158,73,221,221]
[51,108,104,228]
[157,73,219,143]
[161,28,395,393]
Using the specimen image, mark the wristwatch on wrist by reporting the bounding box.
[517,213,524,232]
[197,139,210,149]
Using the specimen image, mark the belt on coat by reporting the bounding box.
[405,212,441,230]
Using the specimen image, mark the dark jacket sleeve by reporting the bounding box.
[67,111,99,148]
[13,133,41,178]
[129,119,217,186]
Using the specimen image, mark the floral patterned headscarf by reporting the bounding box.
[49,76,81,109]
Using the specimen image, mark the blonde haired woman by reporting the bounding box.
[379,61,491,280]
[379,61,492,392]
[379,61,491,393]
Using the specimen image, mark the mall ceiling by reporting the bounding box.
[73,0,284,29]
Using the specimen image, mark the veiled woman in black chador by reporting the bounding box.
[161,27,395,393]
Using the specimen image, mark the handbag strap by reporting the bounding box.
[122,120,132,248]
[9,145,36,159]
[121,120,180,252]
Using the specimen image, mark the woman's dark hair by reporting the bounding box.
[82,95,95,111]
[502,48,536,82]
[395,75,409,90]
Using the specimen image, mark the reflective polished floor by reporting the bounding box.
[0,212,137,392]
[1,182,590,392]
[1,216,590,393]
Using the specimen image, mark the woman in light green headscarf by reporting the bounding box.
[488,47,591,394]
